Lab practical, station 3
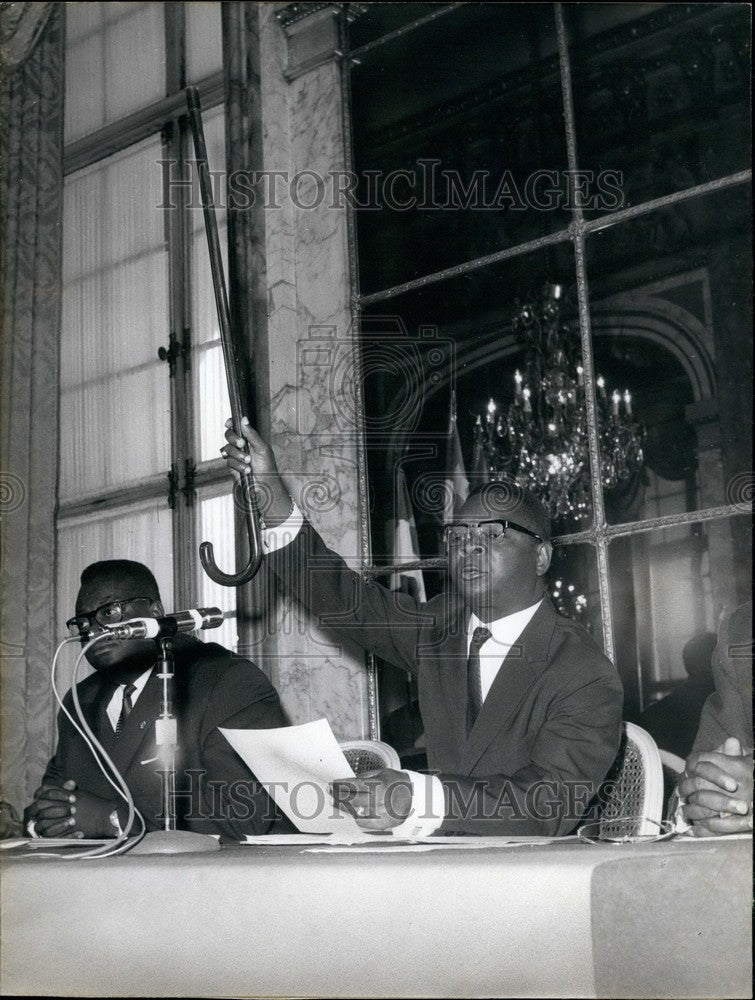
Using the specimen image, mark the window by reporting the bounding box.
[58,2,238,686]
[346,3,751,740]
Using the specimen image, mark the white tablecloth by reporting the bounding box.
[1,835,751,998]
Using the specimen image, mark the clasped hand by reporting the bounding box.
[330,768,413,831]
[679,737,753,837]
[220,418,292,526]
[27,779,119,838]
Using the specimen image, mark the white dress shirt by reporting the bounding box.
[105,666,153,731]
[469,601,542,701]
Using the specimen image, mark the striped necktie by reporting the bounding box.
[115,683,136,737]
[466,626,491,734]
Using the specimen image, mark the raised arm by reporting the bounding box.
[221,418,435,675]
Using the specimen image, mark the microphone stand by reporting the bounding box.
[129,634,219,854]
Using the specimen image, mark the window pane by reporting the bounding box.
[195,344,231,462]
[608,515,751,722]
[567,4,751,216]
[547,543,603,644]
[350,2,567,294]
[185,1,223,83]
[56,502,175,689]
[585,184,752,523]
[196,486,239,652]
[60,138,171,500]
[359,243,590,559]
[190,107,232,462]
[65,2,167,143]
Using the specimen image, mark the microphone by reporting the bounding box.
[105,608,224,640]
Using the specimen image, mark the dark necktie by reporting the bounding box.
[115,683,136,737]
[467,625,491,735]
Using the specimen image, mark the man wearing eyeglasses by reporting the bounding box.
[25,559,287,840]
[222,420,623,837]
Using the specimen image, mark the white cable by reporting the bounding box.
[21,635,146,860]
[65,636,147,856]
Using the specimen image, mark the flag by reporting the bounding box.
[389,466,426,603]
[443,392,469,525]
[469,414,489,488]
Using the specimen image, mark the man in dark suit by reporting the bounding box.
[222,419,623,837]
[677,600,753,836]
[26,560,286,840]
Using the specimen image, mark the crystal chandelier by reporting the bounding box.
[474,284,645,522]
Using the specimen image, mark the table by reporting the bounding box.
[1,836,751,998]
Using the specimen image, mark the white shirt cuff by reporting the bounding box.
[672,793,692,834]
[390,770,444,839]
[263,501,304,553]
[109,809,124,836]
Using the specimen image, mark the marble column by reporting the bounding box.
[247,3,371,738]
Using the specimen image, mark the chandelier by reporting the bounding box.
[474,284,645,522]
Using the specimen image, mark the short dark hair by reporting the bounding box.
[464,480,551,541]
[79,560,161,601]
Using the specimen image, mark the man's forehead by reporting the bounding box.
[461,491,527,520]
[77,573,151,610]
[459,486,548,537]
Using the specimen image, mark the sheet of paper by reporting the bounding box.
[220,718,376,839]
[241,833,395,846]
[241,833,572,849]
[305,836,569,853]
[305,843,495,854]
[0,837,113,850]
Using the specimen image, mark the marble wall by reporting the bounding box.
[250,4,370,739]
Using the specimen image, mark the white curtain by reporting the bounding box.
[196,486,239,652]
[60,136,171,500]
[191,106,233,463]
[186,1,223,84]
[65,2,166,144]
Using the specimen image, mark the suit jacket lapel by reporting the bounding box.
[462,600,556,772]
[75,675,115,744]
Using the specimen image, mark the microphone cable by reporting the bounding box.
[18,635,146,860]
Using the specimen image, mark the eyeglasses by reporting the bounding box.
[66,597,155,637]
[443,520,544,549]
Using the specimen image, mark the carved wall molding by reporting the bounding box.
[275,1,368,31]
[274,1,368,80]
